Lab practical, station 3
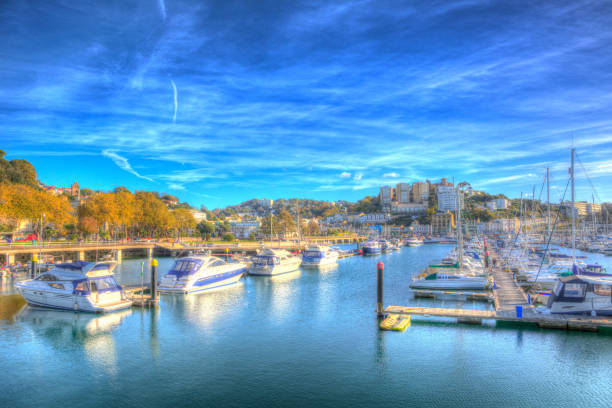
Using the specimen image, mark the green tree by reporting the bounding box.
[196,221,215,240]
[222,233,235,241]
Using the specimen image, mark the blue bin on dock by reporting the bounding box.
[516,305,523,318]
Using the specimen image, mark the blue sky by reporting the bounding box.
[1,0,612,208]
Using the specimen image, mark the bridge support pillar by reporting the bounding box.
[77,251,85,261]
[3,253,15,265]
[116,249,122,263]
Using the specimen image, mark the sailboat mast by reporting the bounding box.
[547,167,550,235]
[457,187,463,271]
[571,148,576,263]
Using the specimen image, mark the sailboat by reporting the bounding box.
[548,148,612,314]
[410,184,489,290]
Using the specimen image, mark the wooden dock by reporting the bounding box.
[385,247,612,332]
[412,290,494,302]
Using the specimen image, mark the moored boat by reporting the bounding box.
[15,261,132,313]
[301,245,339,267]
[362,241,382,255]
[249,249,301,276]
[158,255,246,294]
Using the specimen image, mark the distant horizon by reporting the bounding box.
[7,149,605,210]
[2,1,611,208]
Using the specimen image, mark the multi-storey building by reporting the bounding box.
[230,221,260,238]
[379,186,395,209]
[411,182,429,204]
[391,203,427,214]
[432,212,454,235]
[437,185,464,212]
[395,183,411,204]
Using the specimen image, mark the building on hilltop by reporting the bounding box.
[189,209,208,222]
[391,202,427,214]
[395,183,411,204]
[379,186,395,210]
[257,199,273,208]
[411,182,429,204]
[560,201,602,217]
[71,182,80,200]
[437,185,464,212]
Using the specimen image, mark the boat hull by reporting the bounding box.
[409,279,487,290]
[16,287,132,313]
[158,267,246,294]
[249,261,300,276]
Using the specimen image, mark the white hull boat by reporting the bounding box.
[158,255,246,294]
[249,249,301,276]
[300,245,339,267]
[15,261,132,313]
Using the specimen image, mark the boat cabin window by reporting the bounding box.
[562,283,587,298]
[210,260,225,267]
[89,277,118,292]
[174,260,198,273]
[36,274,58,281]
[48,283,65,290]
[75,281,89,291]
[593,284,612,297]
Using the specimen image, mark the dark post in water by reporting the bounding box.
[377,261,384,317]
[31,254,38,279]
[151,258,158,303]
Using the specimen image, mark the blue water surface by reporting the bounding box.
[1,244,611,408]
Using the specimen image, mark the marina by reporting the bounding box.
[2,243,612,407]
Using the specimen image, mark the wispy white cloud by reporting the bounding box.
[158,0,167,22]
[339,172,351,178]
[353,173,363,181]
[171,78,178,123]
[383,172,399,178]
[101,150,154,182]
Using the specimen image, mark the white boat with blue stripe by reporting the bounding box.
[158,255,246,294]
[15,261,132,313]
[300,245,339,267]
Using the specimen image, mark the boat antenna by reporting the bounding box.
[571,147,576,264]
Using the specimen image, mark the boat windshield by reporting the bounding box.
[169,260,201,277]
[255,256,278,265]
[89,276,119,293]
[304,251,322,258]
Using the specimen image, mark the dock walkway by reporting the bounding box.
[385,246,612,332]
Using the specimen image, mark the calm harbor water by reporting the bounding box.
[1,244,612,407]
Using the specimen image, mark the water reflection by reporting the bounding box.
[164,280,247,330]
[18,307,131,375]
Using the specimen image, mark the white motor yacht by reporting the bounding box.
[249,249,301,276]
[15,261,132,313]
[548,275,612,315]
[158,255,246,294]
[300,245,339,267]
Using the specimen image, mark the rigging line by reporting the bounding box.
[534,177,571,283]
[575,152,601,203]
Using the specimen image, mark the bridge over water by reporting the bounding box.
[1,236,365,264]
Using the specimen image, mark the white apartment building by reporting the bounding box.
[395,183,411,204]
[437,185,464,212]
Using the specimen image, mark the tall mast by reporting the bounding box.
[546,167,550,235]
[456,187,463,271]
[571,148,576,264]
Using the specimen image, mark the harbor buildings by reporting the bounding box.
[395,183,411,204]
[410,182,429,204]
[437,185,464,212]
